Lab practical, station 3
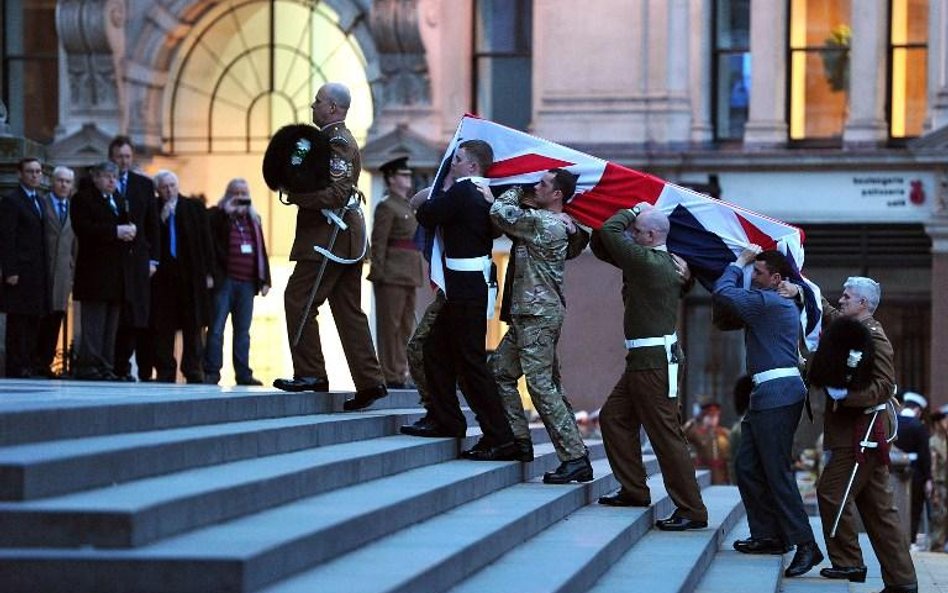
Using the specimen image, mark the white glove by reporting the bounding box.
[826,387,848,401]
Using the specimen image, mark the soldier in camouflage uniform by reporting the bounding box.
[486,169,592,484]
[931,405,948,552]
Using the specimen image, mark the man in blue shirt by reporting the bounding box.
[713,245,823,578]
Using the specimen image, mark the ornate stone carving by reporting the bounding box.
[57,0,126,119]
[371,0,430,107]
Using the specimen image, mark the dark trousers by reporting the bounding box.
[599,367,708,521]
[736,401,814,545]
[4,313,40,377]
[33,311,65,374]
[423,299,514,446]
[284,260,382,390]
[818,446,917,587]
[909,475,926,545]
[114,325,155,380]
[76,301,120,377]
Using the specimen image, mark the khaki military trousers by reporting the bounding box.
[817,446,917,588]
[490,313,586,462]
[374,282,416,385]
[284,259,382,390]
[600,367,708,522]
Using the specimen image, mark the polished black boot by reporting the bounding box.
[514,439,534,462]
[598,489,651,507]
[343,384,388,411]
[543,456,593,484]
[655,512,708,531]
[461,440,520,461]
[733,537,791,555]
[819,565,867,583]
[272,376,329,393]
[784,540,824,577]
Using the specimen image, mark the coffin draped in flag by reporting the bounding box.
[426,115,822,349]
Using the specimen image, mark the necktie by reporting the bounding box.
[106,194,118,215]
[29,192,41,216]
[118,174,127,196]
[58,200,67,225]
[169,209,177,258]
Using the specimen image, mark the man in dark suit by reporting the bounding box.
[273,82,387,411]
[151,170,215,383]
[33,166,77,377]
[368,156,425,389]
[0,157,49,378]
[109,136,160,381]
[71,161,136,380]
[405,140,520,461]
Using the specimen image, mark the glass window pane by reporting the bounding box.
[476,56,532,131]
[790,50,848,140]
[715,0,750,50]
[475,0,531,54]
[891,48,928,138]
[891,0,929,45]
[716,52,750,140]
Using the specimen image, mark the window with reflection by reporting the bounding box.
[889,0,928,139]
[788,0,851,142]
[2,0,59,143]
[713,0,750,141]
[473,0,532,131]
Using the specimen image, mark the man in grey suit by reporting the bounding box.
[34,166,77,377]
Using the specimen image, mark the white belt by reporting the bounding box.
[444,256,496,320]
[625,333,679,399]
[445,256,490,272]
[752,367,800,385]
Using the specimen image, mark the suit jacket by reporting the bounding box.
[0,186,49,316]
[71,187,129,303]
[41,193,77,312]
[208,207,272,294]
[286,121,366,263]
[120,171,160,327]
[151,197,215,328]
[368,193,424,287]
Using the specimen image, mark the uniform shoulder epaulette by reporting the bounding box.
[328,134,349,147]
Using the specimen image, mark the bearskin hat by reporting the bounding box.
[807,317,876,390]
[262,124,331,194]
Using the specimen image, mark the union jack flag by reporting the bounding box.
[429,115,822,349]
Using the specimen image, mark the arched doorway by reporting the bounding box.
[148,0,376,387]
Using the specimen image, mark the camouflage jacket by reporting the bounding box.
[490,186,568,317]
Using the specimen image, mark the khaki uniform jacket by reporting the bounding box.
[367,194,424,287]
[820,300,896,450]
[287,121,366,263]
[41,194,77,312]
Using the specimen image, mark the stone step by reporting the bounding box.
[585,485,745,593]
[445,472,681,593]
[0,409,427,500]
[0,382,424,446]
[0,441,605,593]
[254,456,642,593]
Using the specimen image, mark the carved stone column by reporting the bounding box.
[371,1,431,107]
[55,0,126,138]
[843,0,888,145]
[743,0,788,146]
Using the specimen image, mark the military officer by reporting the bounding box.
[486,170,591,483]
[683,398,731,485]
[273,82,387,411]
[368,156,425,389]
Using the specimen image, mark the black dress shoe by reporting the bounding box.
[733,537,791,555]
[273,376,329,393]
[543,456,593,484]
[820,565,867,583]
[514,439,534,462]
[655,513,708,531]
[784,540,824,577]
[343,384,388,411]
[598,489,651,507]
[400,423,465,438]
[461,441,521,461]
[235,376,263,386]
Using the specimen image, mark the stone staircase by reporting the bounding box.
[0,379,861,593]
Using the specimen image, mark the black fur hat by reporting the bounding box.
[262,124,331,193]
[808,317,875,390]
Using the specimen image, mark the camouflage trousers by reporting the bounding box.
[406,290,445,408]
[489,313,586,462]
[932,483,947,551]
